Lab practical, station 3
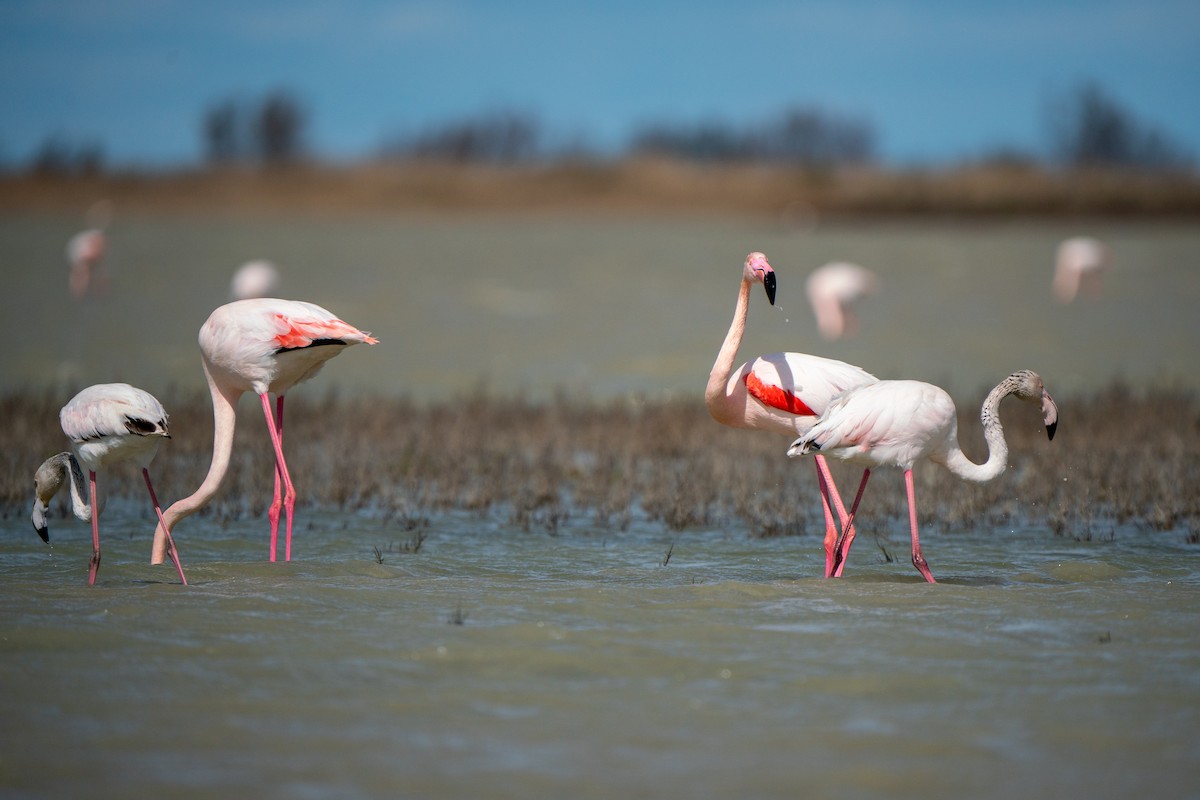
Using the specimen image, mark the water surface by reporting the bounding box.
[1,510,1197,799]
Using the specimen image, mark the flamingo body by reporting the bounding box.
[805,262,879,340]
[788,370,1059,582]
[151,298,378,565]
[32,383,186,585]
[706,252,877,577]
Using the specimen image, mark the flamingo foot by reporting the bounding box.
[913,554,937,584]
[88,550,101,586]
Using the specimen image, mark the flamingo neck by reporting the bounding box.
[941,380,1013,483]
[705,278,752,423]
[47,452,92,522]
[150,362,241,563]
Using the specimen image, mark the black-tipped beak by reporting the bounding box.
[32,502,50,542]
[763,272,777,305]
[1043,391,1059,441]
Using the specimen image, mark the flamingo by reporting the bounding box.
[150,298,378,566]
[787,370,1059,583]
[31,383,187,586]
[66,228,108,299]
[65,200,114,299]
[805,261,879,341]
[706,252,878,577]
[1052,236,1110,303]
[231,260,282,300]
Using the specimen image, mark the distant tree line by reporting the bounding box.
[630,107,875,166]
[202,89,307,165]
[1045,81,1190,170]
[11,80,1193,175]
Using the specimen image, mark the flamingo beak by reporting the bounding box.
[32,501,50,543]
[1042,390,1058,441]
[763,271,777,305]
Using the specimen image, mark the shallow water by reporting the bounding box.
[2,508,1198,799]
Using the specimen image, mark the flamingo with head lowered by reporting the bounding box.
[805,261,879,341]
[150,298,377,566]
[32,383,187,585]
[706,252,878,576]
[787,370,1059,583]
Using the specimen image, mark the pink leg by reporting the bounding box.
[260,393,296,562]
[813,461,839,577]
[143,469,188,586]
[831,469,871,578]
[87,471,101,586]
[813,455,858,577]
[905,470,936,583]
[266,395,285,562]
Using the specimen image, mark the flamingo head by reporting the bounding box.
[1010,370,1058,441]
[31,453,72,542]
[744,252,776,305]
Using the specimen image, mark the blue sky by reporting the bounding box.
[2,0,1198,168]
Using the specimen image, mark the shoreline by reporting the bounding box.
[4,160,1200,219]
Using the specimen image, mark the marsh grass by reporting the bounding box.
[5,382,1198,542]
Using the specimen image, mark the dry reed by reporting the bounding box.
[4,382,1198,543]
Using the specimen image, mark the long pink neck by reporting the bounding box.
[705,278,751,423]
[150,362,242,564]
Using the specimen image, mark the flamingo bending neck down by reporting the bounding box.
[32,383,187,585]
[787,370,1059,583]
[150,298,378,566]
[705,252,878,577]
[805,261,879,341]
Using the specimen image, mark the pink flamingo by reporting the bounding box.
[706,252,878,576]
[805,261,879,341]
[787,370,1059,583]
[231,259,282,300]
[1052,236,1110,303]
[32,383,187,586]
[150,298,378,566]
[66,228,108,299]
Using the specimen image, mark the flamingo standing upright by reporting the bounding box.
[706,252,878,576]
[787,370,1059,583]
[805,261,879,341]
[150,298,378,566]
[31,383,187,586]
[1052,236,1110,303]
[66,228,108,299]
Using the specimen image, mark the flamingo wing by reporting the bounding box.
[795,380,956,469]
[744,352,877,419]
[60,384,169,444]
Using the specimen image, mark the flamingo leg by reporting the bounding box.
[905,470,936,583]
[831,468,872,578]
[260,393,296,563]
[87,471,100,586]
[813,455,858,578]
[813,460,839,577]
[143,469,188,586]
[266,395,285,562]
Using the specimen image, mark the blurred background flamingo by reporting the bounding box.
[231,259,282,299]
[1052,236,1111,303]
[804,261,880,341]
[65,200,114,299]
[788,369,1059,583]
